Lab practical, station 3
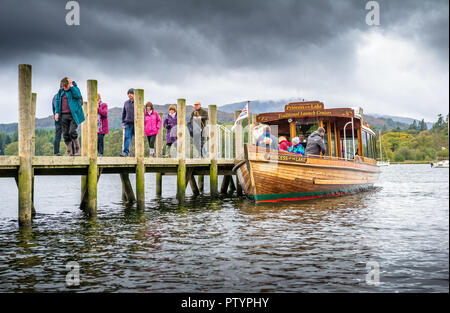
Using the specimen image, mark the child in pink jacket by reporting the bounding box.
[144,102,162,156]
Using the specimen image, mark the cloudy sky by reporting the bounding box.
[0,0,448,123]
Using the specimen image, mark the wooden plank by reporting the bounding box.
[87,80,98,216]
[209,105,218,196]
[313,178,370,185]
[134,88,145,209]
[177,98,186,200]
[18,64,33,227]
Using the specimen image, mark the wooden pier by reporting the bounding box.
[0,64,248,227]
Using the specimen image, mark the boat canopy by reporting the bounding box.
[254,101,377,162]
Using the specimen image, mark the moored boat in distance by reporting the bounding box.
[377,130,390,166]
[233,101,380,204]
[431,160,449,168]
[377,160,390,167]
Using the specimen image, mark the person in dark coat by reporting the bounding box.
[120,88,135,157]
[190,102,208,158]
[163,105,177,157]
[305,127,327,156]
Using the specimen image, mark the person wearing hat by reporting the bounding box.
[54,77,85,156]
[189,101,208,157]
[288,136,305,156]
[120,88,135,157]
[278,136,292,152]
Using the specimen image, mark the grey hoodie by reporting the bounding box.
[305,131,327,156]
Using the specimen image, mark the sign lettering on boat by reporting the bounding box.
[257,108,354,123]
[277,154,307,163]
[285,102,324,112]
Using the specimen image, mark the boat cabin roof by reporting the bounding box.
[256,101,355,123]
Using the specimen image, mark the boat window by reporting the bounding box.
[367,132,373,158]
[341,137,356,159]
[296,122,318,148]
[330,123,336,157]
[362,131,368,157]
[372,134,377,159]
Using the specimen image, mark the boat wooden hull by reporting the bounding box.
[233,144,380,204]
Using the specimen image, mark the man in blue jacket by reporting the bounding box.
[120,88,135,157]
[54,77,85,156]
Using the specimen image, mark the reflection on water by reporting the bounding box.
[0,165,448,292]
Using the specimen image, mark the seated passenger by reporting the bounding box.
[288,137,305,156]
[278,136,292,152]
[256,126,278,150]
[305,127,326,156]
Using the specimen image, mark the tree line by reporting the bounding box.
[375,114,449,162]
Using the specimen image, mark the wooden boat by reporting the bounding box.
[233,101,380,204]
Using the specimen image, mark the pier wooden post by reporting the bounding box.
[234,111,244,196]
[234,110,244,159]
[18,64,33,226]
[220,175,231,194]
[198,175,204,193]
[120,173,136,203]
[228,177,236,195]
[176,99,186,200]
[80,101,88,209]
[31,92,36,216]
[209,105,218,197]
[134,89,145,209]
[249,114,257,144]
[155,112,163,196]
[87,80,98,216]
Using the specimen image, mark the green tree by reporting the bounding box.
[4,142,18,155]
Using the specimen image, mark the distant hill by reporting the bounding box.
[368,113,433,130]
[0,104,235,134]
[0,98,435,134]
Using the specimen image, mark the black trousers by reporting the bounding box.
[61,113,78,143]
[54,120,74,154]
[54,121,62,154]
[147,135,156,149]
[98,134,105,155]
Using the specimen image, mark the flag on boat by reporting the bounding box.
[231,102,249,131]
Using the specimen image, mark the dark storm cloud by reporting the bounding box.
[0,0,447,70]
[0,0,448,123]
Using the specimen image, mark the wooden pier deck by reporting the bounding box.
[0,64,247,227]
[0,156,235,176]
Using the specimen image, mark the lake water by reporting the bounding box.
[0,164,448,292]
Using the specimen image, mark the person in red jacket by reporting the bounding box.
[97,94,109,156]
[278,136,292,152]
[144,102,162,157]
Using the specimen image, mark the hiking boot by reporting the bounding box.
[73,138,81,156]
[65,142,73,156]
[120,152,128,157]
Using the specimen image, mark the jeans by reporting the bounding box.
[54,121,62,154]
[61,113,78,143]
[98,134,105,155]
[123,123,135,155]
